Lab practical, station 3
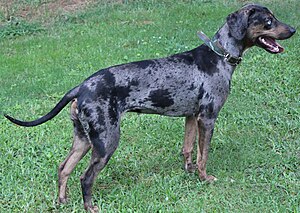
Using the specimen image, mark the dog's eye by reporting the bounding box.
[266,19,272,26]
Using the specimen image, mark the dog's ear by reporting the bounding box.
[227,8,255,40]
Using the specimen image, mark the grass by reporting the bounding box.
[0,0,299,212]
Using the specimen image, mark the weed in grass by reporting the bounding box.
[0,18,43,39]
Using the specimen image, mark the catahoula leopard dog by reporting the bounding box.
[4,4,296,212]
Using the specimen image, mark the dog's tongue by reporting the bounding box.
[260,37,284,53]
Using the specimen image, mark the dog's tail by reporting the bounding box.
[4,86,80,127]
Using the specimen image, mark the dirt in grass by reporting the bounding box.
[0,0,117,24]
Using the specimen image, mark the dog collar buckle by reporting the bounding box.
[224,53,242,66]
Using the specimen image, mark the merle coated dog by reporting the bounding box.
[5,4,296,212]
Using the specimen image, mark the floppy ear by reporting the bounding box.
[227,8,255,40]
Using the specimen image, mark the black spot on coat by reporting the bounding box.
[101,69,116,85]
[198,83,205,100]
[148,89,174,108]
[192,45,221,76]
[198,101,217,119]
[133,60,156,69]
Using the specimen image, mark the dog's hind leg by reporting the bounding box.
[182,116,197,172]
[80,111,121,212]
[58,99,91,203]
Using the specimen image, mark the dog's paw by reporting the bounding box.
[58,197,68,204]
[87,206,99,213]
[199,174,218,183]
[184,163,197,173]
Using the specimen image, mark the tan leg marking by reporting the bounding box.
[182,116,197,172]
[196,119,217,183]
[58,99,91,203]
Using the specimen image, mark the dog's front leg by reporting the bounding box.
[182,116,197,172]
[196,118,217,182]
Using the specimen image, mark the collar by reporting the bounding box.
[197,31,242,66]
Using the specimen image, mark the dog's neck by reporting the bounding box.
[213,23,246,59]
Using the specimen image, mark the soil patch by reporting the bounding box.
[0,0,98,23]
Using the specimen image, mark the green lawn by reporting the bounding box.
[0,0,299,212]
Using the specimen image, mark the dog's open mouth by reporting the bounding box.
[257,36,284,54]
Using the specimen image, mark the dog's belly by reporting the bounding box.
[129,107,197,117]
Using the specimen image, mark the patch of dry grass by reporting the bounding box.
[0,0,96,24]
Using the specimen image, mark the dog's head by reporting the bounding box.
[226,4,296,53]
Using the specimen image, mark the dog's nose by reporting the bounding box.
[290,27,296,35]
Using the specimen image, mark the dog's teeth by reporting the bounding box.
[260,37,270,46]
[273,46,279,52]
[260,37,277,49]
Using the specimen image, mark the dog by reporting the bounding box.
[4,4,295,212]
